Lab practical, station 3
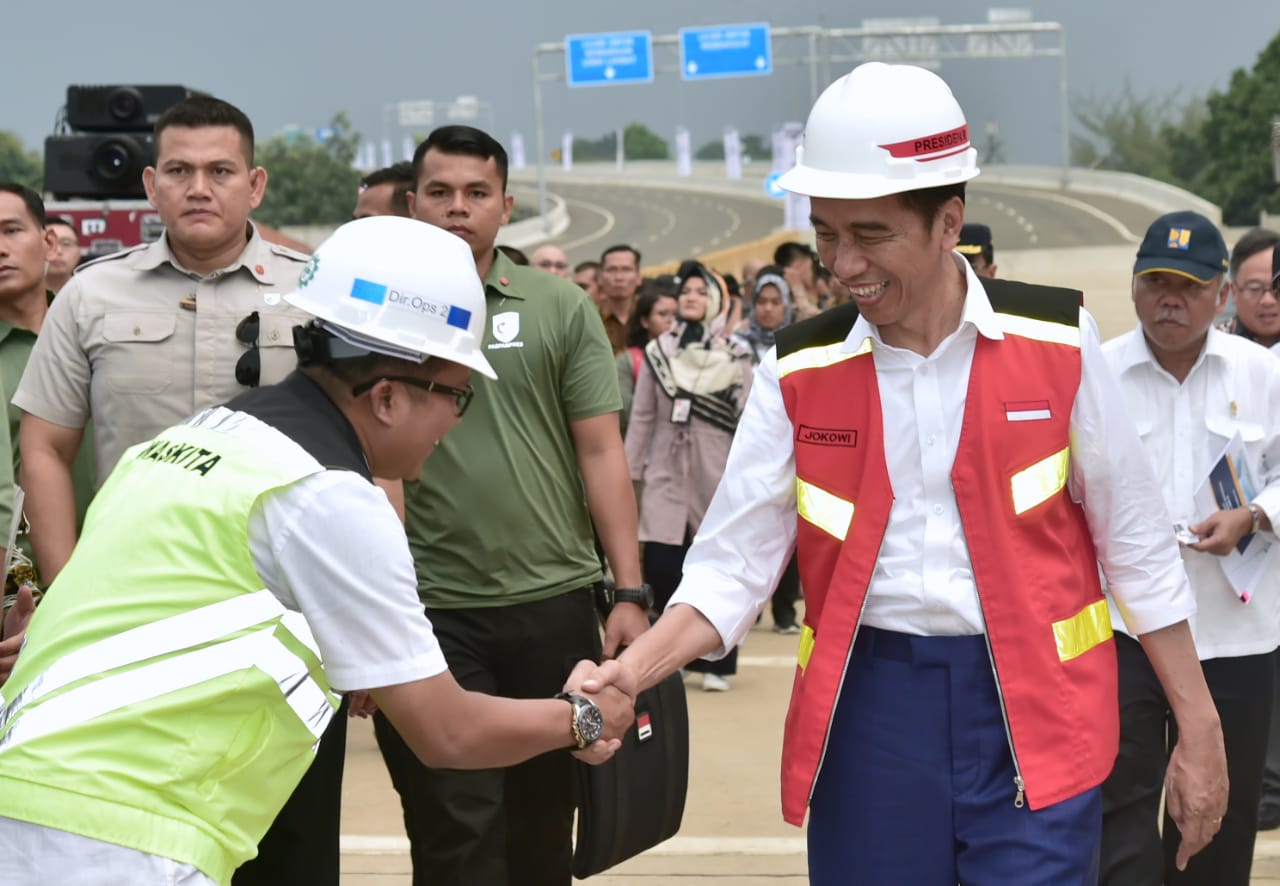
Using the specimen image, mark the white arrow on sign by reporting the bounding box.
[755,56,766,69]
[605,66,616,79]
[687,61,698,74]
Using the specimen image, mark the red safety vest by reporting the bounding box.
[773,279,1116,826]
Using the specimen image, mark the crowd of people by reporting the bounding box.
[0,58,1278,886]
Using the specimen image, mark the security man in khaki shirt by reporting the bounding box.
[10,96,329,886]
[14,97,309,581]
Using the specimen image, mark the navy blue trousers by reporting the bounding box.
[807,627,1102,885]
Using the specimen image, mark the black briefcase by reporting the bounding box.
[571,669,690,878]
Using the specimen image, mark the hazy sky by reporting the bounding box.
[6,1,1278,167]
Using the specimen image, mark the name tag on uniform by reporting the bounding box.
[671,396,692,425]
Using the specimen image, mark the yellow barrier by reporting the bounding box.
[644,229,813,281]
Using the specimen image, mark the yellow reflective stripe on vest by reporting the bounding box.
[994,313,1081,348]
[796,478,855,541]
[1010,446,1070,515]
[797,624,816,672]
[0,628,334,752]
[1052,599,1113,662]
[777,337,872,379]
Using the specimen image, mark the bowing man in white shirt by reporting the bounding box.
[580,62,1228,886]
[1100,211,1280,886]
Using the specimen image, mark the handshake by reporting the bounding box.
[563,657,641,765]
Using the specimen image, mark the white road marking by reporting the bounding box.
[723,204,743,238]
[340,835,808,856]
[559,198,617,251]
[981,184,1141,243]
[739,655,798,668]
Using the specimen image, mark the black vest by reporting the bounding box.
[225,371,371,481]
[774,278,1083,358]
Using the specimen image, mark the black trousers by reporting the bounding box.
[770,554,801,628]
[232,696,349,886]
[1259,649,1280,816]
[1101,633,1273,886]
[374,588,602,886]
[644,535,737,676]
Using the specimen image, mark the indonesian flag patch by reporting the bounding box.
[636,711,653,742]
[1005,400,1052,422]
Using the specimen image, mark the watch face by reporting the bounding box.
[577,701,605,744]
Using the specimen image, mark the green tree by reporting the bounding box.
[1166,31,1280,226]
[696,133,769,162]
[572,131,617,162]
[254,112,363,227]
[622,123,668,160]
[695,138,725,161]
[1069,81,1202,181]
[0,131,43,190]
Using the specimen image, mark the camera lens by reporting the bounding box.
[92,140,133,181]
[107,87,143,123]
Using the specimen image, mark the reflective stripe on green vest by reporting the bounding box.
[0,406,340,886]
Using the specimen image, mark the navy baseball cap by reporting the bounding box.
[957,223,993,260]
[1133,211,1228,284]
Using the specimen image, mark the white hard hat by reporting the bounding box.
[285,217,496,379]
[778,62,980,200]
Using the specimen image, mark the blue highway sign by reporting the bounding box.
[680,23,773,81]
[764,171,787,199]
[565,31,655,87]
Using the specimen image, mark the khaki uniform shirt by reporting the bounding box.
[13,224,311,483]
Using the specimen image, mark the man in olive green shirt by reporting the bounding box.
[371,126,648,886]
[0,184,95,569]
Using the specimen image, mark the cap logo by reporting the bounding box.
[878,124,970,161]
[350,278,388,305]
[1167,228,1192,250]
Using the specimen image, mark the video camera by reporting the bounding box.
[43,85,196,200]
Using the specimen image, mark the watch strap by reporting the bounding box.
[610,584,654,609]
[556,691,592,749]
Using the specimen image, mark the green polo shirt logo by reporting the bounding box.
[491,310,521,347]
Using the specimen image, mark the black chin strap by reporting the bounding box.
[292,322,373,366]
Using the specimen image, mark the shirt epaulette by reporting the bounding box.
[73,242,151,273]
[266,243,311,263]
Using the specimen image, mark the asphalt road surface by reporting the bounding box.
[520,171,1160,269]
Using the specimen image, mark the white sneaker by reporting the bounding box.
[701,673,731,692]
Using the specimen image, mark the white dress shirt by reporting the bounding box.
[249,470,448,692]
[1103,327,1280,659]
[670,257,1196,654]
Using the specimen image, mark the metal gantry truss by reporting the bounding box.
[530,22,1070,224]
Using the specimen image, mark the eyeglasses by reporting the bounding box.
[235,311,260,387]
[1235,281,1280,300]
[351,375,475,417]
[536,260,570,271]
[54,237,79,250]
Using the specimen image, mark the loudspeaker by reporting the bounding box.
[64,85,192,133]
[43,133,154,200]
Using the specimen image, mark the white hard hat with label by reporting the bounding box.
[285,216,497,379]
[778,62,980,200]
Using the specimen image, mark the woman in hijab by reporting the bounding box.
[624,260,754,691]
[733,264,795,363]
[732,265,804,635]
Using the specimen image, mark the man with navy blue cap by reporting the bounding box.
[1100,209,1280,885]
[957,222,997,278]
